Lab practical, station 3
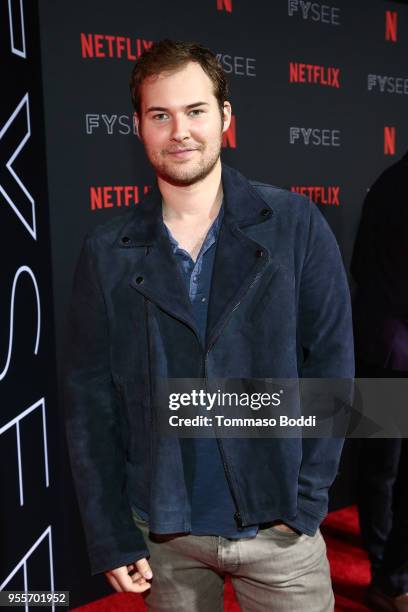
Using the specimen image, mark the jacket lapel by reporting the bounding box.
[117,164,277,351]
[116,186,200,341]
[205,165,276,350]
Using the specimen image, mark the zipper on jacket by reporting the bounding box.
[202,359,244,528]
[203,264,266,529]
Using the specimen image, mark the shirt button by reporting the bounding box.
[201,297,206,303]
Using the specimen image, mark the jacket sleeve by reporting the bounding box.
[62,232,150,575]
[291,200,355,536]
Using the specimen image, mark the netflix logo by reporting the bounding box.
[222,115,236,148]
[217,0,232,12]
[81,33,153,59]
[90,185,151,211]
[384,126,396,156]
[289,62,340,88]
[291,186,340,206]
[385,11,397,42]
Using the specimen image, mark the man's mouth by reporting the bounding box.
[166,148,199,158]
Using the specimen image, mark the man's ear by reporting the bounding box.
[133,112,142,140]
[221,101,232,134]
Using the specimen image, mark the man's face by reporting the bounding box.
[136,61,231,186]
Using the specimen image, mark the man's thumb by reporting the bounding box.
[136,557,153,579]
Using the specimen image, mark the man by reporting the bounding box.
[351,153,408,611]
[63,39,354,611]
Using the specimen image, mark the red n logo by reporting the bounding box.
[217,0,232,12]
[222,115,236,148]
[384,126,396,155]
[385,11,397,42]
[80,33,93,58]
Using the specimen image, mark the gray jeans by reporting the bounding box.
[132,510,334,612]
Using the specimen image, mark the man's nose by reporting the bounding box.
[170,114,190,141]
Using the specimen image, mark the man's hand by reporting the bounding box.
[105,558,153,593]
[273,522,301,535]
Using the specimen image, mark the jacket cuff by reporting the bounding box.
[88,529,150,576]
[284,499,327,537]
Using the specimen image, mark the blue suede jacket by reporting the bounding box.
[63,164,354,575]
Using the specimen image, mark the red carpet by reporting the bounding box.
[322,506,371,611]
[72,506,371,611]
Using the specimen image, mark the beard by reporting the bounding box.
[143,135,222,187]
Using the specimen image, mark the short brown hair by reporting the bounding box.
[129,39,229,115]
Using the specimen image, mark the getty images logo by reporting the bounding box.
[288,1,340,25]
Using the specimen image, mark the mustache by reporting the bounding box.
[165,145,202,153]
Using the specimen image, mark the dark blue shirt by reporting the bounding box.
[162,203,258,538]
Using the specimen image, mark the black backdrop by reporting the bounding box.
[1,0,407,607]
[0,0,61,603]
[38,0,408,354]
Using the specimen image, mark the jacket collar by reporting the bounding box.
[119,164,276,350]
[114,164,274,249]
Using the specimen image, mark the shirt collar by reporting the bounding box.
[164,199,224,258]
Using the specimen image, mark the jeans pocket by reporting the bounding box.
[264,525,303,540]
[132,508,149,526]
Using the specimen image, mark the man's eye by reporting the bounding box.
[153,113,168,121]
[189,109,204,117]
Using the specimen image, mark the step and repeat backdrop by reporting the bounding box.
[2,0,407,607]
[39,0,408,362]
